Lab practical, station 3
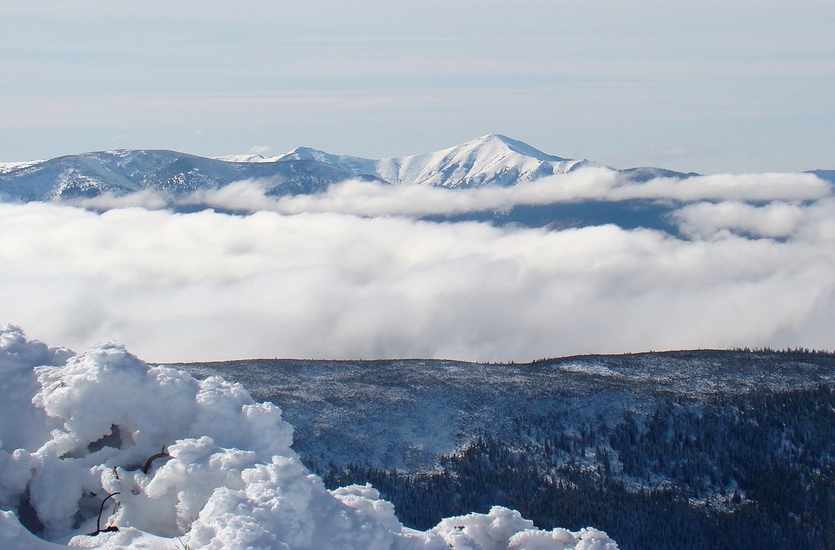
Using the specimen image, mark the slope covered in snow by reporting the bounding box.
[182,351,835,472]
[274,146,381,178]
[0,135,694,206]
[0,325,617,549]
[373,134,586,188]
[273,134,587,188]
[181,351,835,549]
[0,150,362,202]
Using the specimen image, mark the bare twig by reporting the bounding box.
[87,492,120,536]
[142,445,170,474]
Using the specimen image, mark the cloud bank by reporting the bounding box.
[2,184,835,362]
[166,169,830,218]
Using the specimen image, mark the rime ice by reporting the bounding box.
[0,325,617,549]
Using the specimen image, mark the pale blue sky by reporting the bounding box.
[1,0,833,173]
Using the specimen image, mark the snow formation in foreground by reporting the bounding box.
[0,325,617,549]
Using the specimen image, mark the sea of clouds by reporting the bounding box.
[1,168,833,362]
[67,168,830,217]
[0,325,617,549]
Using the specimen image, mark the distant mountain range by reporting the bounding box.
[0,148,356,202]
[3,135,832,234]
[0,134,696,203]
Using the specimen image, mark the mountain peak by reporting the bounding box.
[283,146,323,160]
[464,134,568,163]
[370,134,579,188]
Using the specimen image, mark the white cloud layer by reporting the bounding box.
[673,198,835,241]
[2,193,835,362]
[673,201,805,239]
[168,170,831,218]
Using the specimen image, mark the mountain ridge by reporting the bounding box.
[0,149,366,202]
[180,349,835,549]
[0,135,693,204]
[180,348,835,471]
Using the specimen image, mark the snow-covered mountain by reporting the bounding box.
[0,149,361,202]
[0,135,637,204]
[274,134,587,188]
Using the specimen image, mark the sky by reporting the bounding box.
[1,0,833,173]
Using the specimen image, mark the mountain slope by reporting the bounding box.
[181,350,835,471]
[378,134,586,188]
[0,149,366,202]
[181,350,835,550]
[0,135,592,203]
[274,134,586,188]
[808,169,835,184]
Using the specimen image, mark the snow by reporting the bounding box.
[0,325,618,549]
[8,136,829,210]
[0,161,47,175]
[274,147,381,177]
[374,134,578,188]
[270,134,581,189]
[214,154,281,163]
[2,135,582,205]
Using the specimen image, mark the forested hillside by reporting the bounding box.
[183,349,835,550]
